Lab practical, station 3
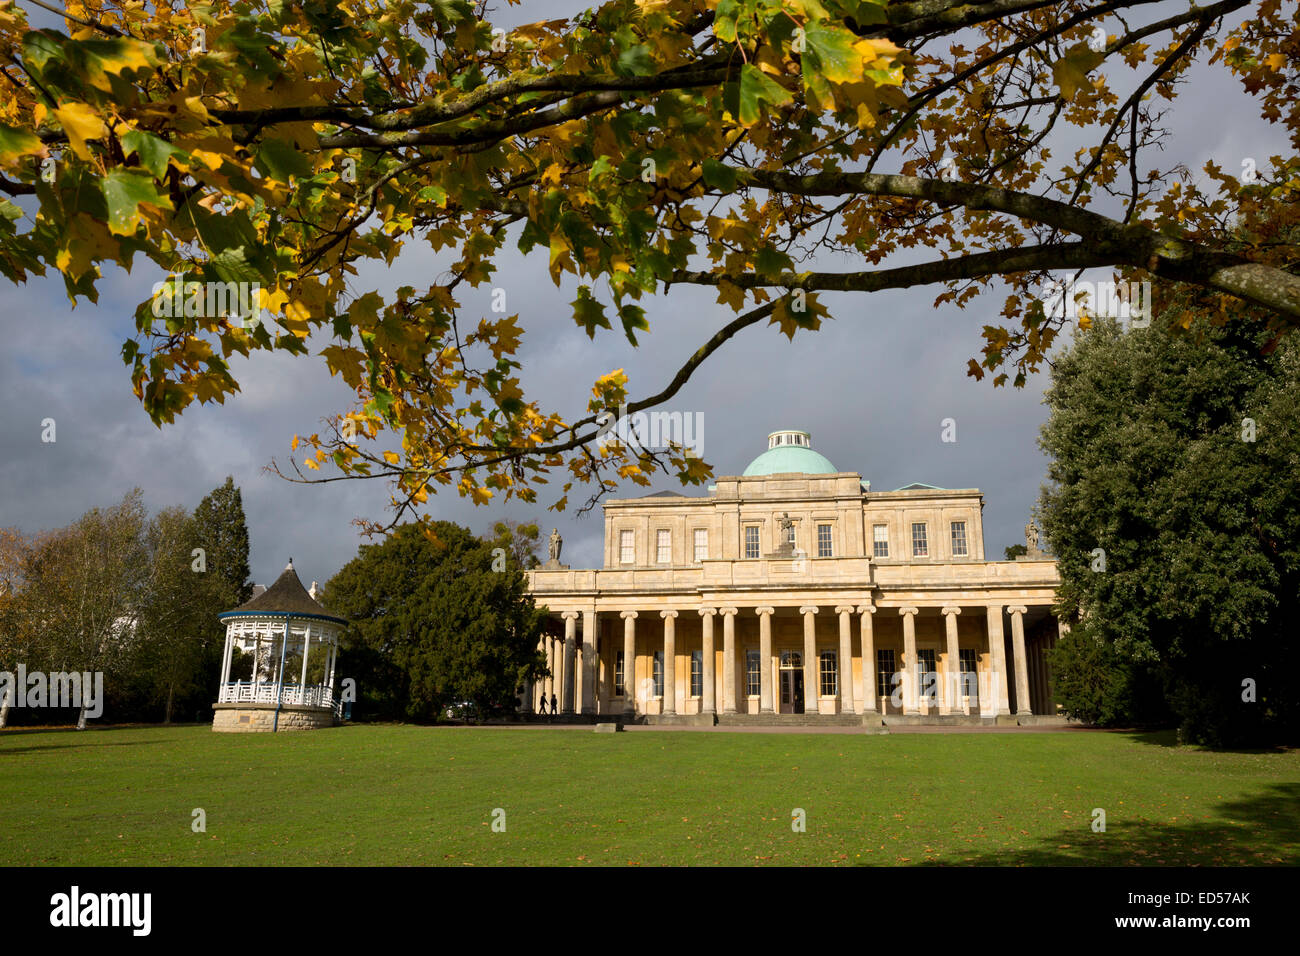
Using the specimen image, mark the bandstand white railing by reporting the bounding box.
[220,682,335,708]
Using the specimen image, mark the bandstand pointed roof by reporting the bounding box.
[218,559,347,625]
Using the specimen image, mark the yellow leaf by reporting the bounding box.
[54,103,107,160]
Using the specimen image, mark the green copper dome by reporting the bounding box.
[742,430,839,476]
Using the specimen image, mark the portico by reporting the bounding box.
[527,430,1063,725]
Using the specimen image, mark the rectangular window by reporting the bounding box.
[819,651,838,697]
[817,523,833,558]
[951,520,969,557]
[917,649,938,703]
[744,525,760,559]
[693,528,708,563]
[911,522,929,557]
[746,650,761,697]
[873,524,889,558]
[615,651,626,697]
[619,529,634,564]
[876,649,895,700]
[652,651,664,698]
[656,529,671,564]
[959,648,978,698]
[690,650,703,697]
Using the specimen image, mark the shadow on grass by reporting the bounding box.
[1111,728,1295,754]
[906,783,1300,867]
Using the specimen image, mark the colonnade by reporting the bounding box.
[533,603,1051,718]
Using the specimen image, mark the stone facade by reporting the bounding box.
[527,430,1064,724]
[212,702,337,732]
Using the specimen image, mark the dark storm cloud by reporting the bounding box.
[0,1,1286,587]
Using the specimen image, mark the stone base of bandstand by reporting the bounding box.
[212,702,338,732]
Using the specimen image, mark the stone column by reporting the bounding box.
[900,607,919,715]
[857,605,876,713]
[800,606,819,714]
[661,610,678,716]
[561,612,579,714]
[1008,605,1031,716]
[581,610,598,714]
[620,611,638,716]
[721,607,739,713]
[755,607,774,713]
[941,606,961,715]
[985,605,1011,716]
[544,634,556,704]
[835,605,855,714]
[699,608,717,715]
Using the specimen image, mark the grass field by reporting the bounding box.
[2,724,1296,866]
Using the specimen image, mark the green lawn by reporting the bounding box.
[2,724,1296,866]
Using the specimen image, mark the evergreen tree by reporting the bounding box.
[1039,312,1300,745]
[193,476,252,608]
[325,522,547,721]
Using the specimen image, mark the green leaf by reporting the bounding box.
[618,302,648,345]
[120,130,185,179]
[100,168,172,235]
[738,63,793,126]
[802,21,861,84]
[253,137,314,183]
[0,124,44,164]
[1052,46,1106,99]
[571,286,611,337]
[701,158,738,192]
[754,244,793,277]
[616,44,655,77]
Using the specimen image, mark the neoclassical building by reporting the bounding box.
[527,430,1065,725]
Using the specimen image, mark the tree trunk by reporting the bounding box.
[164,683,174,724]
[0,687,9,729]
[76,704,87,730]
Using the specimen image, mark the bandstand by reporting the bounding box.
[212,559,346,732]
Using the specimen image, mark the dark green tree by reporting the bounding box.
[1004,544,1028,561]
[324,522,547,722]
[1039,311,1300,746]
[192,477,253,609]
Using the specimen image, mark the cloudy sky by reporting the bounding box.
[0,1,1281,589]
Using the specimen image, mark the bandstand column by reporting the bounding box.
[835,606,855,714]
[800,606,819,714]
[581,609,598,715]
[721,607,739,714]
[698,608,716,715]
[941,606,961,715]
[857,605,876,713]
[900,607,919,715]
[621,612,638,716]
[299,624,312,702]
[1008,605,1032,716]
[219,629,233,692]
[755,607,774,713]
[661,610,678,716]
[561,612,579,714]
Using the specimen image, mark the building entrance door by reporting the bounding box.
[779,652,804,714]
